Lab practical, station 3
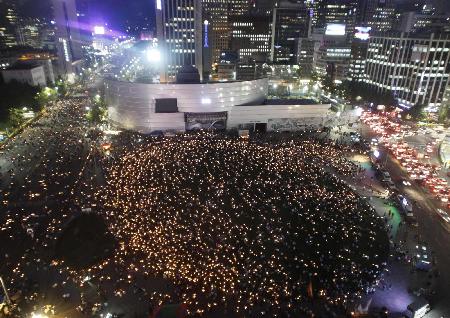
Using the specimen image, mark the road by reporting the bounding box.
[360,123,450,317]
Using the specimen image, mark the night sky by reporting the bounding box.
[15,0,449,34]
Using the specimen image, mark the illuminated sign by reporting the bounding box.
[325,23,346,36]
[204,20,209,48]
[355,26,371,40]
[157,0,162,10]
[93,25,105,35]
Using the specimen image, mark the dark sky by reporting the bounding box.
[16,0,155,32]
[88,0,155,32]
[16,0,448,32]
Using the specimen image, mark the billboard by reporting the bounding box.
[185,112,227,130]
[325,24,346,36]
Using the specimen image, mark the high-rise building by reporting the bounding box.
[305,0,322,28]
[315,0,358,41]
[313,28,352,82]
[230,15,272,62]
[228,0,252,16]
[156,0,203,82]
[396,11,449,34]
[296,37,315,77]
[17,18,43,48]
[364,32,450,111]
[270,1,311,64]
[357,0,396,32]
[348,33,369,82]
[51,0,84,79]
[202,0,230,63]
[0,0,20,48]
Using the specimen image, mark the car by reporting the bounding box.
[396,194,413,216]
[401,178,412,186]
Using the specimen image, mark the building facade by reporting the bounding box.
[270,2,311,64]
[156,0,203,82]
[105,77,333,133]
[364,33,450,111]
[357,0,396,32]
[230,15,271,61]
[202,0,230,63]
[1,64,47,87]
[0,1,20,48]
[315,0,358,42]
[51,0,84,80]
[296,37,315,77]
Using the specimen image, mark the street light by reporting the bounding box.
[147,48,161,62]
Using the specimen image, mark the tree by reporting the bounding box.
[34,87,57,110]
[56,80,68,97]
[321,75,336,95]
[404,103,426,121]
[438,104,449,123]
[9,108,26,128]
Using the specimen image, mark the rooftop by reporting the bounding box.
[5,62,41,71]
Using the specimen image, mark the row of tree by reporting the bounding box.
[0,79,65,130]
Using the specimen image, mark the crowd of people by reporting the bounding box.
[0,98,391,317]
[91,132,390,317]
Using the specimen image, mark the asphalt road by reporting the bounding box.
[360,123,450,317]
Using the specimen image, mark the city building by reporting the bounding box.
[0,48,56,83]
[51,0,84,80]
[296,38,315,77]
[364,32,450,111]
[202,0,230,63]
[0,0,20,48]
[230,15,271,61]
[270,1,311,64]
[228,0,252,16]
[348,27,371,82]
[1,63,47,87]
[105,67,332,133]
[396,11,449,34]
[155,0,203,82]
[313,29,352,82]
[314,0,358,42]
[357,0,396,32]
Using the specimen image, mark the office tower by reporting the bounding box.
[271,1,311,64]
[357,0,396,32]
[348,31,369,82]
[156,0,203,82]
[0,0,20,48]
[296,37,315,77]
[228,0,252,16]
[305,0,322,28]
[364,32,450,111]
[203,0,230,63]
[230,15,272,62]
[396,10,449,33]
[16,18,43,48]
[51,0,83,79]
[315,0,358,41]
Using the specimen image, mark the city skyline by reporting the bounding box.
[1,0,450,317]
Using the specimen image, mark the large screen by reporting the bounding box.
[355,26,371,40]
[155,98,178,113]
[325,24,346,36]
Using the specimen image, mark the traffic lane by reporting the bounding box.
[381,153,450,314]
